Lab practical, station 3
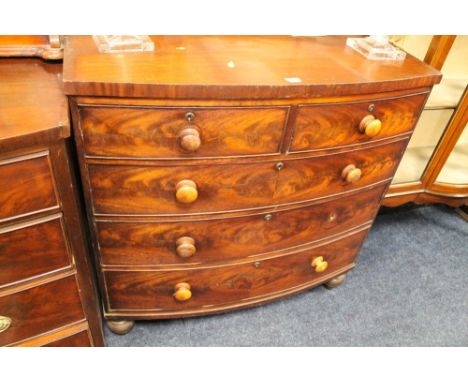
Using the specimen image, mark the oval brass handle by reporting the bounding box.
[173,282,192,301]
[0,316,12,333]
[341,164,362,184]
[175,180,198,204]
[176,236,197,258]
[178,126,201,152]
[311,256,328,273]
[359,115,382,137]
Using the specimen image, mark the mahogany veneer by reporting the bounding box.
[0,59,103,346]
[63,36,441,334]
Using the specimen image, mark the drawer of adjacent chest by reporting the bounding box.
[0,276,85,346]
[290,93,426,152]
[79,106,289,158]
[88,139,405,216]
[97,184,385,266]
[0,214,72,287]
[0,152,58,222]
[103,228,367,315]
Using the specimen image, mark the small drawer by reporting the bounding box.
[0,276,85,346]
[104,228,367,315]
[0,214,72,287]
[0,152,58,222]
[290,93,427,152]
[97,184,385,266]
[276,139,407,205]
[79,106,289,158]
[89,161,278,215]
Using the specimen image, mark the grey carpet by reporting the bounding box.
[104,204,468,346]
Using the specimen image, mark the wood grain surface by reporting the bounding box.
[0,215,71,287]
[63,36,441,99]
[88,139,405,216]
[291,92,427,152]
[0,276,85,346]
[103,228,368,315]
[0,153,58,222]
[79,105,289,158]
[44,330,91,347]
[97,184,385,266]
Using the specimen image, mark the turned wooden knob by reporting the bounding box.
[176,236,196,258]
[175,180,198,204]
[178,126,201,152]
[341,164,362,184]
[359,115,382,137]
[174,282,192,301]
[311,256,328,273]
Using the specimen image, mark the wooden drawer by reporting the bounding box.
[79,106,289,158]
[104,228,367,315]
[0,276,85,346]
[276,139,407,205]
[44,330,91,347]
[89,139,404,216]
[89,160,278,215]
[290,93,426,152]
[97,184,385,266]
[0,152,57,222]
[0,214,71,287]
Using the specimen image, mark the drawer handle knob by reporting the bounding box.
[341,164,362,184]
[174,282,192,301]
[176,180,198,204]
[176,236,197,258]
[311,256,328,273]
[359,115,382,137]
[0,316,12,333]
[178,126,201,152]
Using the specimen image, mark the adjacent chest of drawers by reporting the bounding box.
[63,36,441,334]
[0,59,103,346]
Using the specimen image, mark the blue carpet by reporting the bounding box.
[104,204,468,346]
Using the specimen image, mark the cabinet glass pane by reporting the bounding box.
[392,109,453,184]
[436,123,468,185]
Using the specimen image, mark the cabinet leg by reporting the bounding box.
[106,319,135,335]
[324,273,347,289]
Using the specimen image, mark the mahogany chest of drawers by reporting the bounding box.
[63,36,441,334]
[0,59,103,346]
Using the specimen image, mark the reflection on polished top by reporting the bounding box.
[63,35,441,99]
[0,59,68,143]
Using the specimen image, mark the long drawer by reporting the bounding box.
[0,152,58,222]
[79,105,289,158]
[0,276,85,346]
[290,92,427,152]
[103,228,368,316]
[97,184,385,266]
[0,214,72,287]
[88,139,406,216]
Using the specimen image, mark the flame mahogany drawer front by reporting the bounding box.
[290,93,427,152]
[88,139,406,216]
[0,153,57,222]
[97,184,385,266]
[79,106,289,158]
[104,229,368,315]
[0,276,85,346]
[0,214,72,287]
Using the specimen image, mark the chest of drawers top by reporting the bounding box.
[63,35,441,99]
[0,59,69,149]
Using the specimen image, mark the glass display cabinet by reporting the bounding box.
[384,35,468,211]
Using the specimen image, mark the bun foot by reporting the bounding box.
[324,273,347,289]
[106,319,135,335]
